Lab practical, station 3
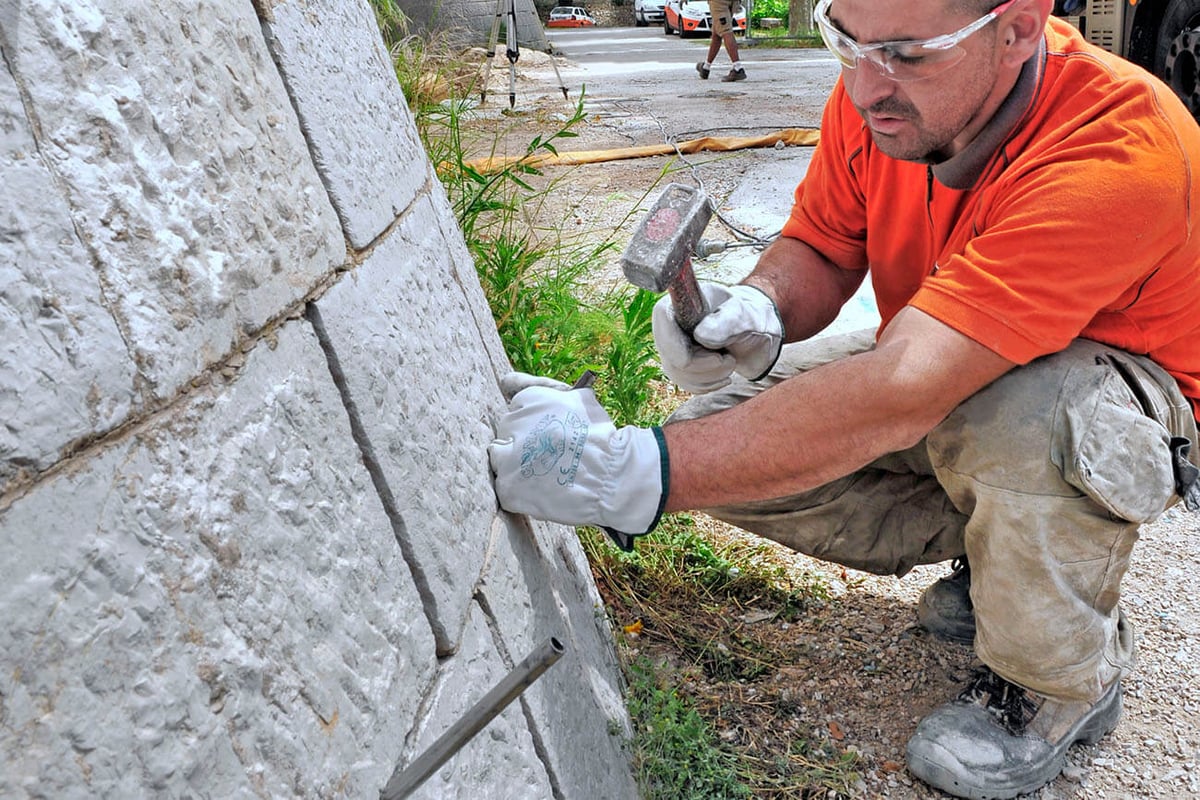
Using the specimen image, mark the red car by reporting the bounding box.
[547,6,597,27]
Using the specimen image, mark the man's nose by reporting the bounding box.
[842,57,896,109]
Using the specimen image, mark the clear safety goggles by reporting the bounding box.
[815,0,1017,82]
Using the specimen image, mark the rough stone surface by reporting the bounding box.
[0,60,137,490]
[478,514,641,798]
[0,0,344,403]
[263,0,429,249]
[403,602,556,800]
[309,193,504,655]
[0,2,637,797]
[0,322,436,798]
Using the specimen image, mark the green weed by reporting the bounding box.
[625,657,752,800]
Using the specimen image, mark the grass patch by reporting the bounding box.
[745,29,824,47]
[626,655,753,800]
[585,516,865,797]
[583,515,825,684]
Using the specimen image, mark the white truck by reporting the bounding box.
[1057,0,1200,114]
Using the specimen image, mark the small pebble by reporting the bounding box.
[1062,764,1087,783]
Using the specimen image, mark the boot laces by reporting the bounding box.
[958,667,1041,735]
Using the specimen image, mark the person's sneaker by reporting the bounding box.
[696,62,710,79]
[907,668,1123,799]
[721,67,746,82]
[917,556,976,644]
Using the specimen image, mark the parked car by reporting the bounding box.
[547,6,597,27]
[663,0,746,37]
[634,0,666,26]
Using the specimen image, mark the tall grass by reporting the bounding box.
[386,18,666,426]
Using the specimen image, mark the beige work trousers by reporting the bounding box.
[668,330,1197,702]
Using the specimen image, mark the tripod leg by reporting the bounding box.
[480,0,503,103]
[505,0,519,108]
[546,48,569,101]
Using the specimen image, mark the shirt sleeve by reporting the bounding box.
[780,82,872,273]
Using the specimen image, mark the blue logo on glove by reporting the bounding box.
[519,412,588,486]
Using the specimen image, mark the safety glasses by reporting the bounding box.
[815,0,1018,82]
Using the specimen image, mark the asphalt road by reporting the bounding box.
[543,25,841,139]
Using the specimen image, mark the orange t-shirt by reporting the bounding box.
[782,17,1200,419]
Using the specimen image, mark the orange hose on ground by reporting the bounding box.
[445,128,821,175]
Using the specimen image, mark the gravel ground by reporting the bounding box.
[463,40,1200,798]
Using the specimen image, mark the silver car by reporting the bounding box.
[634,0,667,26]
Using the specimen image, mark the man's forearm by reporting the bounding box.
[661,346,922,511]
[660,307,1017,513]
[740,236,866,343]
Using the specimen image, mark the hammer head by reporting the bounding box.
[619,183,712,291]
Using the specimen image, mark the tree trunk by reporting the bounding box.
[788,0,812,35]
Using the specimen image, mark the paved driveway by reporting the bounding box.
[546,25,841,139]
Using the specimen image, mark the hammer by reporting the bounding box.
[619,183,713,334]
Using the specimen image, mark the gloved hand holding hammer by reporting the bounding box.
[653,282,783,393]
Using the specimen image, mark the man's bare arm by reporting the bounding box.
[661,306,1016,511]
[741,235,868,342]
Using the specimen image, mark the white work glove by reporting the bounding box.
[488,372,668,550]
[652,282,783,393]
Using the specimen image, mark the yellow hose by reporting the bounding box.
[444,128,820,175]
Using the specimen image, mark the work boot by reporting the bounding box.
[696,62,710,79]
[917,556,975,644]
[721,67,746,82]
[907,668,1123,799]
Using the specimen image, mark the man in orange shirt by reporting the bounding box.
[489,0,1200,795]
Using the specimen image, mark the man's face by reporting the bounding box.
[829,0,1007,162]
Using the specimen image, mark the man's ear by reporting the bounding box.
[999,0,1051,65]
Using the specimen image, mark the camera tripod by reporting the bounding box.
[481,0,569,108]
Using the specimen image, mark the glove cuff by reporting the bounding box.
[600,426,670,550]
[739,284,784,382]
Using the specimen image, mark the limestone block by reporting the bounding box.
[426,174,512,375]
[477,516,640,799]
[309,193,504,654]
[0,61,138,491]
[0,321,436,798]
[401,602,554,800]
[262,0,428,249]
[0,0,344,403]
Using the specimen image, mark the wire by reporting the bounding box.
[640,107,781,251]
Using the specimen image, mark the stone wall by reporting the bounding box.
[0,1,637,798]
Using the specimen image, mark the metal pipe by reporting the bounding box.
[380,636,566,800]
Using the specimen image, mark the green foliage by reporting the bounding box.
[416,85,667,427]
[749,0,791,21]
[588,514,828,607]
[625,657,752,800]
[368,0,407,45]
[599,288,664,427]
